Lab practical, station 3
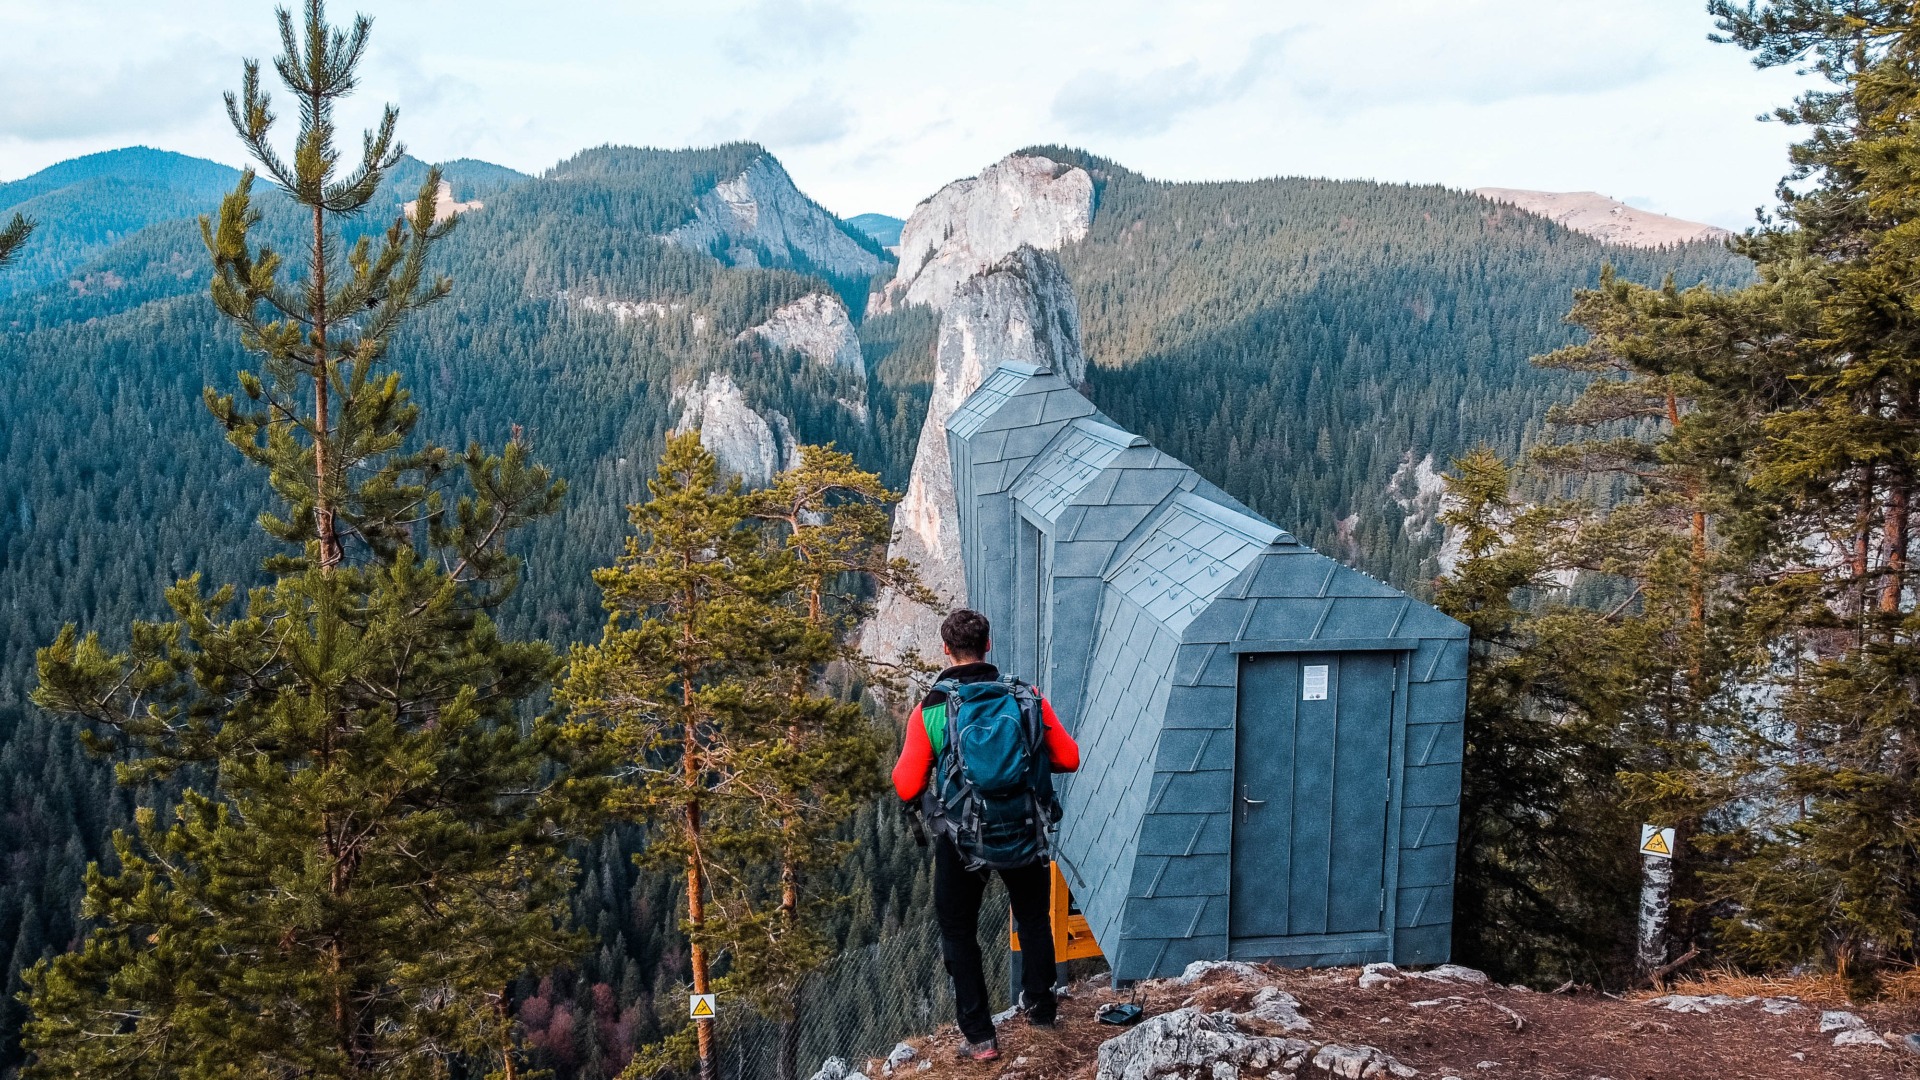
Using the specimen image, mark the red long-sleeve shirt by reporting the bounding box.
[893,662,1080,801]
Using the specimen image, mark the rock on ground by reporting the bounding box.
[882,1042,916,1075]
[807,1056,853,1080]
[1646,993,1804,1016]
[1244,987,1313,1033]
[1093,1008,1310,1080]
[1176,961,1267,986]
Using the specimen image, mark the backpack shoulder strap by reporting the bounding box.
[1002,677,1046,739]
[922,679,962,759]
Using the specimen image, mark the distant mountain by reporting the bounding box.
[0,147,241,297]
[860,148,1755,596]
[845,212,904,247]
[1473,188,1731,247]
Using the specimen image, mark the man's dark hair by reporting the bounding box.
[941,609,991,659]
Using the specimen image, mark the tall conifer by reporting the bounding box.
[20,3,581,1076]
[562,433,789,1080]
[732,447,910,1080]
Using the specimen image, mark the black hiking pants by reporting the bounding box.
[933,836,1055,1043]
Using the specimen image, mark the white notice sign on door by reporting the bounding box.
[1302,664,1329,701]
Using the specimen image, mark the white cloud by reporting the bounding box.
[1053,34,1285,137]
[0,33,231,141]
[755,89,854,149]
[724,0,862,65]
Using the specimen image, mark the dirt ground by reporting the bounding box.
[881,965,1920,1080]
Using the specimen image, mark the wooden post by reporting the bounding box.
[1010,862,1104,1001]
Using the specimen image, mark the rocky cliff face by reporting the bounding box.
[875,154,1095,314]
[668,155,888,282]
[670,370,799,488]
[743,292,864,373]
[862,244,1089,677]
[1387,452,1462,575]
[742,291,869,420]
[558,290,711,335]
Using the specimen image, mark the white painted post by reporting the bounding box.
[1635,824,1676,980]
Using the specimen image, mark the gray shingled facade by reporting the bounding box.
[946,363,1468,981]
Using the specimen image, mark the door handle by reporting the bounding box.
[1239,785,1267,823]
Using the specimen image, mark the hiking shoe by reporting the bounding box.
[1019,992,1057,1029]
[955,1037,999,1062]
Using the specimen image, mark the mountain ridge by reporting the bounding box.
[1473,186,1732,247]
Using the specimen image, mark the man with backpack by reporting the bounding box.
[893,609,1081,1062]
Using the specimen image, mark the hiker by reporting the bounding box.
[894,608,1081,1062]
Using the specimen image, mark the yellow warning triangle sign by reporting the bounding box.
[689,995,715,1019]
[1640,829,1672,857]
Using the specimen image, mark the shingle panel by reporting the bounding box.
[1154,770,1232,815]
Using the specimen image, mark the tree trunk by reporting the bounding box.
[1854,463,1875,621]
[684,673,716,1080]
[1670,388,1708,688]
[776,996,801,1080]
[1882,465,1909,615]
[311,186,340,570]
[773,846,801,1080]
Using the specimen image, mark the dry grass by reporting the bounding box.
[1648,964,1920,1008]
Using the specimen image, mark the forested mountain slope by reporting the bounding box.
[1031,149,1755,586]
[0,141,889,1074]
[0,148,241,299]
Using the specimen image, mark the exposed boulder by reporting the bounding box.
[1833,1028,1891,1050]
[1645,993,1804,1016]
[668,155,888,282]
[1311,1043,1419,1079]
[1094,1008,1311,1080]
[806,1056,853,1080]
[1245,987,1313,1033]
[1357,963,1489,990]
[670,370,799,487]
[881,1042,916,1075]
[1177,961,1268,986]
[860,246,1087,677]
[1820,1010,1868,1034]
[876,153,1094,314]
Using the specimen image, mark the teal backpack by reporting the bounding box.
[918,677,1060,871]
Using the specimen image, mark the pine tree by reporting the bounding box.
[1527,267,1762,969]
[561,433,792,1080]
[1689,1,1920,993]
[1435,449,1643,983]
[728,447,906,1080]
[20,3,581,1077]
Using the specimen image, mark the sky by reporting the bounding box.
[1,0,1818,229]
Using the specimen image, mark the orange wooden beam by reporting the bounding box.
[1009,862,1103,961]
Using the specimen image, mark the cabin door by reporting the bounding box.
[1229,652,1396,946]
